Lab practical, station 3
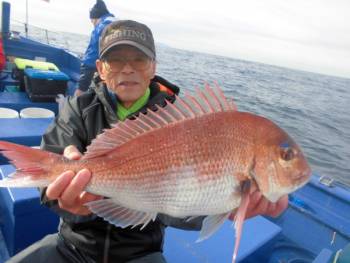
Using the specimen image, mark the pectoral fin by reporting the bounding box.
[232,180,251,263]
[196,212,231,242]
[85,199,157,230]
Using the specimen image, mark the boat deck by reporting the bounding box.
[0,231,9,262]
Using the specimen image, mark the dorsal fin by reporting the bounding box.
[83,84,237,159]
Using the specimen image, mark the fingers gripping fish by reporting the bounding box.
[0,84,311,262]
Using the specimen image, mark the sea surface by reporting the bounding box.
[16,25,350,187]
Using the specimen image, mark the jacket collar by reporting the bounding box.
[93,81,118,126]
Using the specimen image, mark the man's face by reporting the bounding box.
[96,45,156,107]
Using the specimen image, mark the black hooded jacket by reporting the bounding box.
[40,75,202,262]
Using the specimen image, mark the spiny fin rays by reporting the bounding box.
[83,84,237,160]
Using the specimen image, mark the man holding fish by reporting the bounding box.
[1,20,310,263]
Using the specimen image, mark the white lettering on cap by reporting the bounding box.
[104,29,146,44]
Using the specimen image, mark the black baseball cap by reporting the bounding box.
[99,20,156,59]
[89,0,109,19]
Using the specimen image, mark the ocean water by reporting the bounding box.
[19,26,350,186]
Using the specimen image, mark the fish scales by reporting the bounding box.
[80,112,252,216]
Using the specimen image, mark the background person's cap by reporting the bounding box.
[90,0,109,19]
[99,20,156,59]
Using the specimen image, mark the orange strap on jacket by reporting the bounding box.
[158,82,174,96]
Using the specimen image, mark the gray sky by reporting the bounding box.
[6,0,350,78]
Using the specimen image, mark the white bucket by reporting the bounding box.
[0,107,19,118]
[20,107,55,118]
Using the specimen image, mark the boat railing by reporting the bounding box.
[10,19,85,59]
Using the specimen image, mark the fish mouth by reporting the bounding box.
[292,169,312,188]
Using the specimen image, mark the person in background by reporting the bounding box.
[6,20,288,263]
[74,0,116,96]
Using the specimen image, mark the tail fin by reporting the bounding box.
[0,141,61,188]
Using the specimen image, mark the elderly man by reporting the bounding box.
[7,20,288,263]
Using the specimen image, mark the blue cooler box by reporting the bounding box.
[24,68,70,102]
[13,58,59,92]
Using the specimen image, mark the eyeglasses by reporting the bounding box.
[103,55,153,73]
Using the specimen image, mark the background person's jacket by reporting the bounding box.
[82,13,116,69]
[40,75,203,262]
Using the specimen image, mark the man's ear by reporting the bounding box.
[96,59,106,81]
[150,61,156,79]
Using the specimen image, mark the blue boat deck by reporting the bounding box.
[0,93,56,164]
[164,216,281,262]
[0,231,9,263]
[0,92,58,114]
[0,165,59,261]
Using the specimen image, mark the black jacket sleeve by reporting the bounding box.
[41,96,87,154]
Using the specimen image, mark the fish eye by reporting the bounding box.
[280,147,295,161]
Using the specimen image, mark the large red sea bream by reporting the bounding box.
[0,85,311,262]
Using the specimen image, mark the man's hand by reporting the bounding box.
[46,145,102,215]
[243,191,288,219]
